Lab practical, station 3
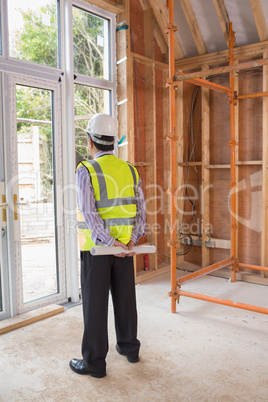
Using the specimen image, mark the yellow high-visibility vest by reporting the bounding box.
[77,155,139,251]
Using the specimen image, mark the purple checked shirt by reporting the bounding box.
[76,151,146,246]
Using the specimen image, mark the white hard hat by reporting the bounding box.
[87,113,117,145]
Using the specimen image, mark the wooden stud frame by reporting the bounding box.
[115,0,268,288]
[262,50,268,276]
[116,0,170,281]
[167,16,268,314]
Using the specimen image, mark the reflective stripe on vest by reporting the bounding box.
[77,156,139,251]
[88,159,137,209]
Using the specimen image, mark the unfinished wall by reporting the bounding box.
[176,47,268,285]
[117,0,170,279]
[116,0,268,284]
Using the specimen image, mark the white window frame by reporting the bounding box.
[62,0,116,303]
[0,0,117,317]
[4,73,66,314]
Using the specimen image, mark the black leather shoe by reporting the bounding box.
[69,359,106,378]
[116,345,139,363]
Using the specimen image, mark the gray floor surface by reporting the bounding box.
[1,271,268,401]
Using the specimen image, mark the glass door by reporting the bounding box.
[4,73,66,314]
[0,73,11,320]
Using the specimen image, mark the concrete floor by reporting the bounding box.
[1,271,268,401]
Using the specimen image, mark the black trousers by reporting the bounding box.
[80,252,140,375]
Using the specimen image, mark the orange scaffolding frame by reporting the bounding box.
[165,0,268,315]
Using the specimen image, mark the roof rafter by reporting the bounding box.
[138,0,150,11]
[212,0,237,47]
[147,0,184,59]
[138,0,168,55]
[249,0,268,41]
[179,0,207,55]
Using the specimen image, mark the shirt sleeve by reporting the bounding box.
[131,178,146,244]
[76,166,115,247]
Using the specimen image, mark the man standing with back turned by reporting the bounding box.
[70,113,146,378]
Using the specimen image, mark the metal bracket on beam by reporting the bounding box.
[227,97,238,105]
[167,240,181,248]
[166,79,178,89]
[229,224,238,230]
[228,140,238,146]
[166,187,179,195]
[166,134,179,141]
[168,290,179,299]
[228,258,239,271]
[165,24,177,34]
[228,183,238,189]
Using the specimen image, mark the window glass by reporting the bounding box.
[8,0,59,68]
[16,85,59,303]
[73,7,109,80]
[74,84,110,165]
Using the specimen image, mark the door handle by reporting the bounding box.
[14,194,18,221]
[0,194,19,221]
[0,195,7,222]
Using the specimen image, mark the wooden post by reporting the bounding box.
[163,70,170,263]
[234,60,239,261]
[166,0,178,313]
[143,8,158,269]
[201,65,210,267]
[145,63,158,270]
[262,50,268,277]
[116,1,135,276]
[228,23,238,281]
[176,81,184,265]
[116,1,134,163]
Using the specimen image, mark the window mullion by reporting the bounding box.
[74,74,114,90]
[1,0,9,58]
[62,0,80,303]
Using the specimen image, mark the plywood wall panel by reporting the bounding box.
[238,166,262,267]
[179,167,202,227]
[129,1,167,273]
[130,0,144,55]
[133,62,146,170]
[154,38,163,62]
[209,169,230,240]
[181,167,202,266]
[209,75,230,165]
[184,246,202,266]
[182,83,202,163]
[209,248,230,265]
[238,71,263,161]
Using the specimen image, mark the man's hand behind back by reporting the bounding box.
[113,240,136,258]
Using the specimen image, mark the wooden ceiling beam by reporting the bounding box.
[212,0,237,47]
[249,0,268,41]
[147,0,184,59]
[138,0,168,55]
[175,39,268,71]
[179,0,207,55]
[83,0,124,14]
[138,0,150,11]
[154,25,168,55]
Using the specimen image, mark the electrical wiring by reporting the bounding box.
[177,85,201,256]
[175,67,261,258]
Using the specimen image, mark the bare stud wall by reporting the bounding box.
[116,0,268,284]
